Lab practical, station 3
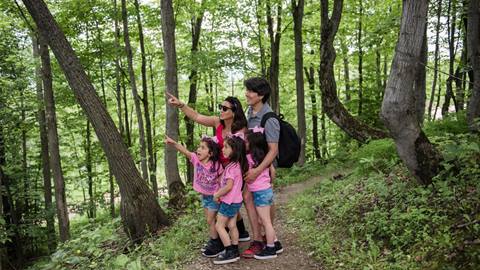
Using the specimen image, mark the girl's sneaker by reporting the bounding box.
[274,241,284,254]
[254,246,277,260]
[241,241,264,258]
[202,239,224,258]
[200,238,214,252]
[213,246,240,264]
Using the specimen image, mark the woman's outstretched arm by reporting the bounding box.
[167,92,219,128]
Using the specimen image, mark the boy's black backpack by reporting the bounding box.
[260,112,301,168]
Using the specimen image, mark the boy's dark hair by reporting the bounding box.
[246,130,268,168]
[224,136,249,175]
[220,96,247,133]
[244,77,271,103]
[201,137,222,173]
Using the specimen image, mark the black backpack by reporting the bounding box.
[260,112,301,168]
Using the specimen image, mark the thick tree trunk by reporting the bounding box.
[380,0,441,185]
[428,0,442,121]
[121,0,149,184]
[305,65,320,160]
[161,0,185,208]
[267,0,281,114]
[319,0,387,143]
[22,0,169,242]
[39,36,70,242]
[32,33,56,252]
[133,0,158,197]
[292,0,306,165]
[357,0,363,116]
[414,29,428,124]
[466,0,480,132]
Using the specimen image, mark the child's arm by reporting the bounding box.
[165,135,192,160]
[213,179,233,202]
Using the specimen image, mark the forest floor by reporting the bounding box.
[183,171,339,270]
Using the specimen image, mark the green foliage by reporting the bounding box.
[351,139,400,175]
[286,127,480,269]
[274,160,342,187]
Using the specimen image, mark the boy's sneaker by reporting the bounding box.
[241,241,264,258]
[213,246,240,264]
[202,239,224,258]
[238,230,250,242]
[274,240,284,254]
[254,246,277,260]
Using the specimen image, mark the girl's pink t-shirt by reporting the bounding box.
[246,154,271,192]
[219,162,243,204]
[190,153,223,195]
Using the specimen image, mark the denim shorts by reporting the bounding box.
[218,202,242,218]
[202,195,219,211]
[252,188,274,207]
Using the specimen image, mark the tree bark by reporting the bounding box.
[305,65,320,160]
[22,0,169,242]
[292,0,306,166]
[319,0,387,143]
[85,121,95,218]
[340,38,351,102]
[266,0,281,114]
[39,35,70,242]
[466,0,480,132]
[380,0,441,185]
[113,0,124,141]
[256,0,267,78]
[121,0,149,184]
[133,0,158,197]
[357,0,364,116]
[414,29,428,124]
[161,0,185,208]
[442,0,459,116]
[428,0,442,120]
[32,33,56,252]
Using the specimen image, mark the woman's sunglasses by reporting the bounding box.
[218,104,235,112]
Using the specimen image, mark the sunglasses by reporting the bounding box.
[218,104,235,112]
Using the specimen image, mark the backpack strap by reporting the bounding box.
[260,112,278,128]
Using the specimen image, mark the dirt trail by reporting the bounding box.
[184,172,338,270]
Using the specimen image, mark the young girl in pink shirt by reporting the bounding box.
[245,127,282,260]
[164,135,224,257]
[212,133,248,264]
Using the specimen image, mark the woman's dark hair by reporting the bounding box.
[201,137,222,174]
[244,77,271,103]
[224,136,249,175]
[220,96,247,133]
[246,130,268,168]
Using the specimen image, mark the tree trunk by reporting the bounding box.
[113,0,124,141]
[319,0,387,143]
[149,57,158,182]
[380,0,441,185]
[133,0,158,197]
[256,0,267,78]
[161,0,185,208]
[428,0,442,121]
[305,65,320,160]
[32,33,56,252]
[357,0,363,116]
[121,64,132,147]
[85,121,95,218]
[434,73,443,119]
[121,0,149,184]
[22,0,169,242]
[466,0,480,132]
[414,29,428,124]
[185,7,205,184]
[442,0,459,116]
[320,110,328,160]
[340,38,351,102]
[39,36,70,242]
[292,0,306,166]
[266,0,281,114]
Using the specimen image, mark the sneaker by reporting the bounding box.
[200,238,214,252]
[238,230,250,242]
[241,241,264,258]
[254,246,277,260]
[202,239,224,258]
[213,246,240,264]
[274,241,284,254]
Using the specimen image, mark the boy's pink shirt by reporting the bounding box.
[246,154,271,192]
[190,153,222,195]
[219,162,243,204]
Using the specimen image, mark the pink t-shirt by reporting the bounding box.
[190,153,223,195]
[219,162,243,204]
[246,154,271,192]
